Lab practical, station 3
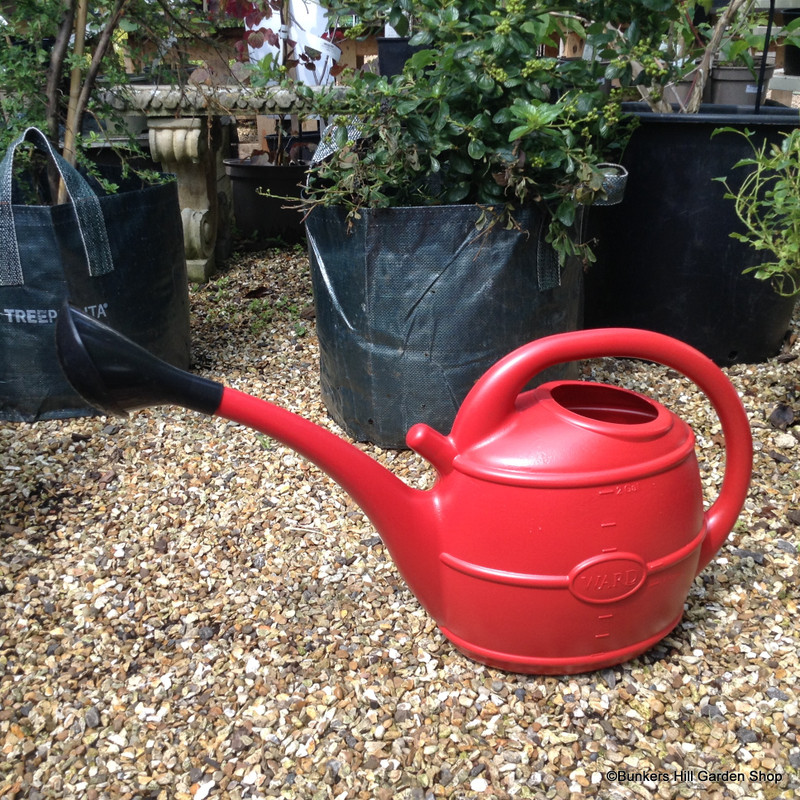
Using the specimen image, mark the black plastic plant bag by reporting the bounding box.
[306,204,584,448]
[0,127,190,422]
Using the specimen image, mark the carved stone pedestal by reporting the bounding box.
[109,84,317,281]
[148,118,231,282]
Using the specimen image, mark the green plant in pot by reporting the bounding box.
[584,0,800,366]
[285,0,676,447]
[701,1,788,106]
[220,1,325,244]
[322,0,418,76]
[305,1,657,266]
[714,125,800,297]
[631,0,800,112]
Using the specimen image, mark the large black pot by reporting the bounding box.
[586,103,798,365]
[224,159,307,244]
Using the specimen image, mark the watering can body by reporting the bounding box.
[56,308,753,675]
[404,382,708,673]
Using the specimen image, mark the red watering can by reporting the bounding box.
[56,307,752,674]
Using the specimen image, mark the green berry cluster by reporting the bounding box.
[521,58,544,79]
[494,0,525,35]
[602,100,622,127]
[630,42,669,81]
[485,63,509,83]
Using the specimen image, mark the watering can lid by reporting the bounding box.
[444,381,691,488]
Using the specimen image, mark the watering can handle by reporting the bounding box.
[449,328,753,574]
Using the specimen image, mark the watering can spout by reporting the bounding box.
[56,304,435,602]
[56,303,224,417]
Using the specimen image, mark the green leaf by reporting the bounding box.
[407,49,438,70]
[476,73,495,93]
[441,6,459,24]
[604,62,627,80]
[434,100,451,131]
[509,124,534,141]
[334,125,349,149]
[443,181,471,203]
[449,154,475,175]
[507,31,531,55]
[521,19,547,38]
[468,139,486,160]
[405,116,431,145]
[506,99,564,140]
[388,9,409,37]
[396,98,422,115]
[574,93,597,116]
[624,19,640,46]
[470,112,491,133]
[454,40,484,60]
[556,200,576,227]
[462,64,479,85]
[409,31,433,46]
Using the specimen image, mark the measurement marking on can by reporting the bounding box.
[599,483,641,496]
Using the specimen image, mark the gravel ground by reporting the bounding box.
[1,246,799,800]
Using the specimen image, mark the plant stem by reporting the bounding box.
[60,0,89,184]
[686,0,755,112]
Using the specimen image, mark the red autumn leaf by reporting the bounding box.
[225,0,256,20]
[247,29,265,49]
[244,8,270,27]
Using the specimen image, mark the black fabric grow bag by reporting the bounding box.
[305,204,584,448]
[0,128,189,422]
[586,103,798,365]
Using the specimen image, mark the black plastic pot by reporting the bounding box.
[223,159,307,244]
[783,11,800,75]
[585,103,798,366]
[377,37,424,77]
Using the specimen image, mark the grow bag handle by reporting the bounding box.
[0,127,113,287]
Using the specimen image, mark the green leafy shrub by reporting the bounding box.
[296,0,679,265]
[715,126,800,297]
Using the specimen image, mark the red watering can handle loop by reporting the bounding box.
[452,328,753,573]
